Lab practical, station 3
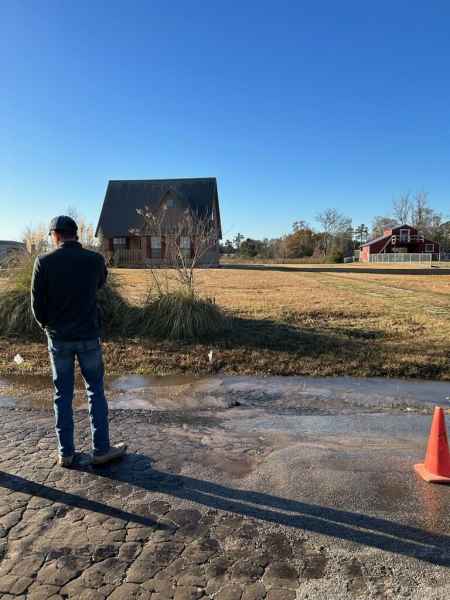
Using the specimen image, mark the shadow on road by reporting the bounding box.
[1,453,449,567]
[0,469,162,529]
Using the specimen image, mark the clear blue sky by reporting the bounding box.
[1,1,449,242]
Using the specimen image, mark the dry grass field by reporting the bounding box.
[2,264,450,379]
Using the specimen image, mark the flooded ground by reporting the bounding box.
[1,373,449,413]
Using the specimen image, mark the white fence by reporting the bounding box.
[369,253,435,264]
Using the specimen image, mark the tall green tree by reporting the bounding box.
[353,224,369,245]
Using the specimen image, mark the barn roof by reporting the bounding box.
[361,224,440,249]
[361,234,390,248]
[95,178,222,238]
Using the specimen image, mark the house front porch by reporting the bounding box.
[104,236,220,267]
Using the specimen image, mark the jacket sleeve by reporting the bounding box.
[31,257,48,329]
[98,256,108,289]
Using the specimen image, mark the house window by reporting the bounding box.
[425,244,434,253]
[166,197,174,208]
[399,229,410,243]
[113,237,127,247]
[151,236,162,258]
[180,236,191,257]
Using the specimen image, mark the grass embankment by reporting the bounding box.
[1,265,450,379]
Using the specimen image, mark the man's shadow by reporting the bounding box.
[1,452,450,568]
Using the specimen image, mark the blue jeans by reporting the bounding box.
[48,337,110,457]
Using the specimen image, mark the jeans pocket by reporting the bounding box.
[48,338,75,357]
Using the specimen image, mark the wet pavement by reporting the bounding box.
[2,373,450,412]
[0,376,449,598]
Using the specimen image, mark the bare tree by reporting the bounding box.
[22,224,49,254]
[390,191,443,238]
[372,191,445,240]
[371,216,397,238]
[393,193,413,225]
[67,206,96,248]
[316,208,352,255]
[293,219,310,233]
[410,191,433,231]
[134,205,219,295]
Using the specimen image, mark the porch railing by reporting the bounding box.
[106,248,145,266]
[391,234,424,244]
[105,248,196,267]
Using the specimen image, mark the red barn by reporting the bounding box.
[360,224,439,262]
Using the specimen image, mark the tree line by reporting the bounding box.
[222,192,450,261]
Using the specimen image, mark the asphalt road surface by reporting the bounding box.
[0,375,449,599]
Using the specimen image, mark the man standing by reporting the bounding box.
[31,215,126,467]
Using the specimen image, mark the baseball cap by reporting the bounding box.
[49,215,78,235]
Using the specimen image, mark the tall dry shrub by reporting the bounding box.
[139,287,229,340]
[0,252,134,339]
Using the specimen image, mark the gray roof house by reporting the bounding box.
[0,240,26,264]
[96,178,222,267]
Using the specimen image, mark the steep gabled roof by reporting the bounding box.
[0,240,25,247]
[361,233,391,248]
[95,177,222,239]
[390,223,417,231]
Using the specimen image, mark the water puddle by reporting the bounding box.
[109,373,206,390]
[0,374,449,413]
[230,412,430,438]
[0,396,15,408]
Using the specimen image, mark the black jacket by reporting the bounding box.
[31,241,107,341]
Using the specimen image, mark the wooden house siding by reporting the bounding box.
[96,178,221,267]
[104,235,220,267]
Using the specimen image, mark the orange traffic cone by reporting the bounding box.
[414,407,450,483]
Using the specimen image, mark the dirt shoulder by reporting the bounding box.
[1,328,449,381]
